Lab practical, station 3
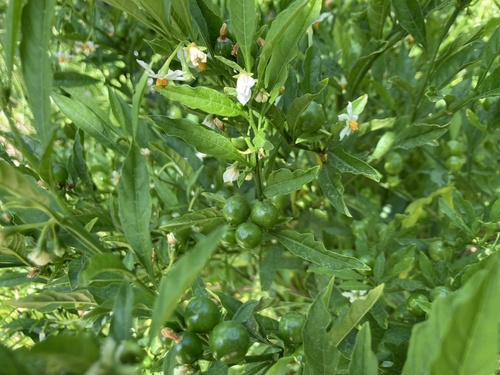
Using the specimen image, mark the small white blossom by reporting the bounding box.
[74,41,98,53]
[136,59,187,85]
[188,46,207,69]
[236,72,255,106]
[167,233,177,247]
[223,165,240,183]
[28,251,50,266]
[53,51,73,63]
[338,101,359,140]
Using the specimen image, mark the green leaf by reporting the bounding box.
[348,322,378,375]
[52,71,101,87]
[368,0,391,39]
[29,334,99,374]
[78,253,133,286]
[258,0,322,100]
[149,228,222,342]
[155,117,248,165]
[0,344,30,375]
[267,357,294,374]
[286,79,328,138]
[228,0,256,71]
[264,166,320,198]
[474,65,500,98]
[402,255,500,375]
[328,149,381,182]
[52,93,121,152]
[477,27,500,87]
[5,289,96,311]
[368,131,396,162]
[150,142,195,180]
[4,0,24,81]
[0,161,50,207]
[394,123,449,149]
[432,41,483,89]
[155,85,244,117]
[391,0,427,50]
[117,144,154,278]
[20,0,56,147]
[303,277,339,375]
[438,197,474,237]
[109,281,134,342]
[317,163,351,217]
[331,284,385,346]
[160,208,225,232]
[489,197,500,222]
[272,230,369,271]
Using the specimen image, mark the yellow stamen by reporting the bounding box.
[156,78,168,86]
[198,61,207,70]
[59,57,65,63]
[349,120,358,130]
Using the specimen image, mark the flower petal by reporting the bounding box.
[339,124,351,140]
[136,59,158,77]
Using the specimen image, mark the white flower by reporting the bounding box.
[28,251,50,266]
[187,46,207,69]
[223,165,240,183]
[236,72,255,106]
[338,101,359,140]
[136,59,187,85]
[167,233,177,247]
[53,51,72,63]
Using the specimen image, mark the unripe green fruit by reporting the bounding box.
[235,222,263,249]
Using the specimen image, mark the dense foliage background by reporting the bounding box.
[0,0,499,374]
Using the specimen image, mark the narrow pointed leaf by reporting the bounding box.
[394,123,449,149]
[20,0,56,147]
[264,166,320,198]
[117,145,154,278]
[155,117,249,165]
[228,0,256,71]
[304,277,339,375]
[392,0,427,50]
[155,85,244,117]
[78,253,133,286]
[272,230,368,271]
[349,322,378,375]
[318,163,351,217]
[329,149,380,181]
[109,281,134,342]
[4,0,24,80]
[159,208,225,232]
[149,228,222,342]
[331,284,385,346]
[368,0,391,39]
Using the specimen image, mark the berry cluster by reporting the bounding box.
[221,196,279,249]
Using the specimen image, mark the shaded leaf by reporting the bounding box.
[272,230,368,271]
[117,145,154,278]
[392,0,427,50]
[328,149,380,182]
[368,0,391,39]
[109,281,134,342]
[20,0,55,147]
[155,117,248,165]
[52,71,101,87]
[149,228,222,342]
[348,322,378,375]
[6,290,96,311]
[160,208,225,232]
[304,277,339,375]
[318,163,351,217]
[78,253,132,286]
[331,284,385,346]
[264,166,320,198]
[394,123,449,149]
